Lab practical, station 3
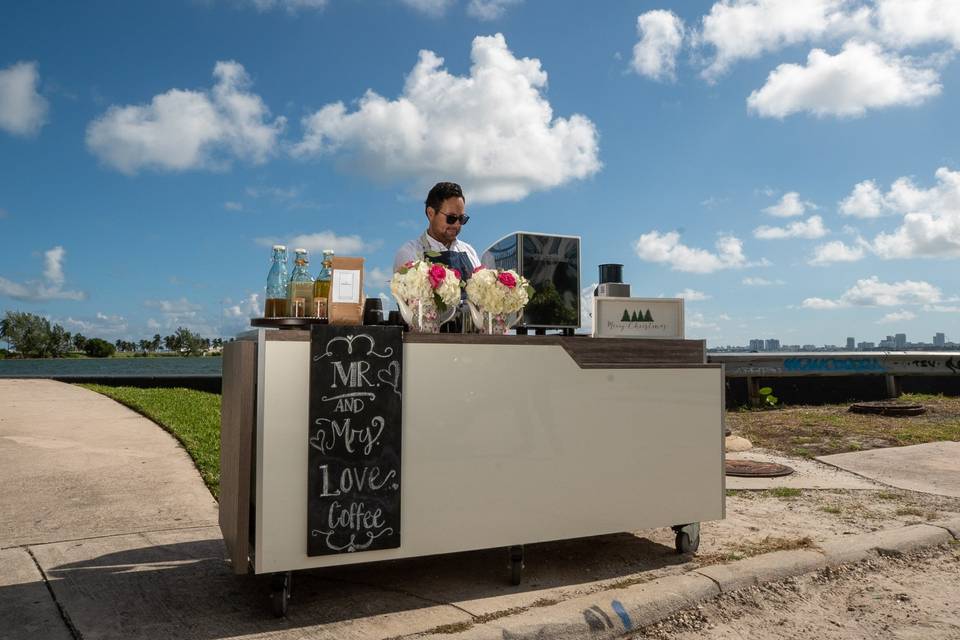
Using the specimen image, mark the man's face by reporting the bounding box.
[427,196,466,245]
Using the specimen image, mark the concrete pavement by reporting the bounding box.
[2,379,958,640]
[818,441,960,498]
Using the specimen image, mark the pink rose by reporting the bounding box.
[498,271,517,288]
[453,268,462,280]
[473,265,485,274]
[428,264,446,288]
[404,260,414,269]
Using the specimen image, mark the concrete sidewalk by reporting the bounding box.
[2,379,957,640]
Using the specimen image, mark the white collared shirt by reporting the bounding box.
[393,231,481,273]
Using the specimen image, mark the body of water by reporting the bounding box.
[0,356,222,377]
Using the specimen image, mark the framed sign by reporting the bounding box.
[307,325,403,556]
[591,297,685,339]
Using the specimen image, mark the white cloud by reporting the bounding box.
[365,266,394,291]
[0,246,85,301]
[144,297,216,335]
[0,61,49,136]
[399,0,453,17]
[634,231,751,273]
[223,293,262,318]
[747,41,942,118]
[145,298,203,314]
[256,230,375,255]
[632,10,685,82]
[687,311,721,334]
[224,201,244,211]
[675,288,710,301]
[839,179,887,217]
[697,0,860,81]
[62,313,128,338]
[87,61,285,174]
[293,34,600,204]
[877,309,916,323]
[763,191,814,217]
[466,0,522,20]
[754,215,828,239]
[842,167,960,259]
[802,275,942,309]
[742,277,785,286]
[808,239,867,265]
[874,0,960,49]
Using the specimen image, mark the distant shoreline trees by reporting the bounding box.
[0,310,223,359]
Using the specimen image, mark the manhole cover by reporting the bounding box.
[849,402,926,416]
[725,459,794,478]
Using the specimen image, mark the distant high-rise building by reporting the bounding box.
[749,339,764,351]
[846,337,855,350]
[895,333,907,349]
[765,338,780,351]
[934,332,946,347]
[858,341,875,350]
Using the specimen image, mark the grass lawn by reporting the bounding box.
[727,392,960,458]
[79,384,222,499]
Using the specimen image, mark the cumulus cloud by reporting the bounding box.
[801,275,942,309]
[62,313,129,339]
[763,191,814,217]
[839,179,887,217]
[808,239,867,265]
[144,297,216,335]
[754,215,828,239]
[632,10,685,81]
[224,201,244,211]
[838,167,960,259]
[256,230,375,255]
[0,246,85,301]
[224,293,262,318]
[87,61,285,174]
[874,0,960,49]
[466,0,522,20]
[634,231,753,273]
[0,61,49,136]
[675,288,710,301]
[293,34,600,204]
[747,41,942,118]
[697,0,860,81]
[877,309,916,323]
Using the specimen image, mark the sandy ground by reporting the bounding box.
[632,543,960,639]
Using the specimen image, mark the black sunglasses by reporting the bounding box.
[437,212,469,225]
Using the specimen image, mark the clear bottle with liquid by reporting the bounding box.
[288,248,314,318]
[313,249,334,318]
[265,245,288,318]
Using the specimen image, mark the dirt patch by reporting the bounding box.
[632,543,960,639]
[726,393,960,458]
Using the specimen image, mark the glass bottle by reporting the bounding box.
[313,249,334,318]
[265,245,288,318]
[288,248,314,318]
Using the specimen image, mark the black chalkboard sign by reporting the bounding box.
[308,325,402,556]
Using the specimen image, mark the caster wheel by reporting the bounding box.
[673,523,701,554]
[508,545,524,586]
[270,572,291,617]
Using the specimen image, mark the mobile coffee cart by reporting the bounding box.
[219,327,725,616]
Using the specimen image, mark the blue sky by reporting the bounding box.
[1,0,959,347]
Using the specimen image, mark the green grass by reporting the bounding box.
[767,487,803,499]
[79,384,221,498]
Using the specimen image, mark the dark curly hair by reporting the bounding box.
[425,182,465,214]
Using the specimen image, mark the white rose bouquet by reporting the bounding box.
[390,259,463,312]
[465,267,533,315]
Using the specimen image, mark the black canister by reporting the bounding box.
[363,298,384,325]
[598,263,623,284]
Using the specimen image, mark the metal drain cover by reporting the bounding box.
[725,459,795,478]
[849,402,926,416]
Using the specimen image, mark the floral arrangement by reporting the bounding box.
[465,267,534,315]
[390,259,463,312]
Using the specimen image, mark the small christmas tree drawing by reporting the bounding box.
[631,310,640,322]
[621,309,631,321]
[643,309,653,322]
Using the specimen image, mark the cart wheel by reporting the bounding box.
[270,571,292,617]
[508,545,524,586]
[672,523,700,555]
